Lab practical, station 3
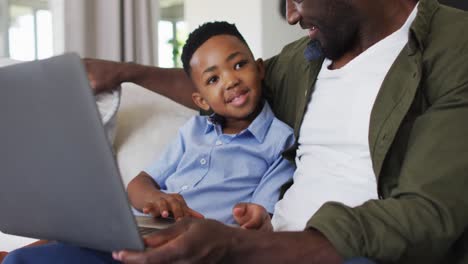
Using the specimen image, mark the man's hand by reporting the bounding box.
[112,218,343,264]
[232,203,273,231]
[113,218,235,264]
[83,58,126,93]
[143,191,204,220]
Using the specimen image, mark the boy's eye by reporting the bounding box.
[234,60,248,70]
[206,76,219,85]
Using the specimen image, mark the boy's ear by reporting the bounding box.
[256,58,265,80]
[192,92,211,111]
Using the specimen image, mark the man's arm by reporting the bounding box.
[84,58,197,109]
[112,218,343,264]
[306,53,468,262]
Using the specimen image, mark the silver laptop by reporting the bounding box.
[0,53,173,252]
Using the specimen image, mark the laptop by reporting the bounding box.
[0,53,174,252]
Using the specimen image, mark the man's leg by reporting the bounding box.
[3,242,119,264]
[344,257,377,264]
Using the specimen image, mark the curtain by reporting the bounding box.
[0,0,8,57]
[52,0,159,65]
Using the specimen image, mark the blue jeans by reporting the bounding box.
[344,257,377,264]
[4,243,376,264]
[3,242,118,264]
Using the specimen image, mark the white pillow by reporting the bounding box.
[95,87,121,145]
[114,83,196,185]
[0,57,17,67]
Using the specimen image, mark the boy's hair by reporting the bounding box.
[181,21,248,76]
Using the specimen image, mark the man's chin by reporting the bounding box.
[304,39,346,61]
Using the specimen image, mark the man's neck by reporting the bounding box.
[331,0,418,69]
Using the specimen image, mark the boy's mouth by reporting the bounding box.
[226,89,250,106]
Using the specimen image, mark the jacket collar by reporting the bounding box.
[407,0,440,55]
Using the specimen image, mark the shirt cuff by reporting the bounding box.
[305,202,364,260]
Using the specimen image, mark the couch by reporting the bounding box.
[0,57,196,261]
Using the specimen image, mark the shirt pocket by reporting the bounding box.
[214,147,268,185]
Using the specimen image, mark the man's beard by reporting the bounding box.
[318,24,358,61]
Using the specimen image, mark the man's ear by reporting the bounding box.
[256,58,265,80]
[192,92,211,111]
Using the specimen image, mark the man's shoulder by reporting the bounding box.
[427,5,468,53]
[273,37,310,63]
[281,37,310,54]
[420,5,468,99]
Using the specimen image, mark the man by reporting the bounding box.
[23,0,468,263]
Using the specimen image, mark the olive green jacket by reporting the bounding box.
[263,0,468,263]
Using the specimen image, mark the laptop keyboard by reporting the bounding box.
[138,227,159,236]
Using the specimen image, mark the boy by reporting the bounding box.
[3,21,294,263]
[127,21,295,226]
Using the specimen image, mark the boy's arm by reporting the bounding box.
[233,128,295,230]
[249,131,296,214]
[235,157,294,229]
[127,171,162,211]
[128,171,204,220]
[127,119,204,220]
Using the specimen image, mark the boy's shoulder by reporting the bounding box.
[269,116,294,135]
[264,116,295,146]
[178,115,211,133]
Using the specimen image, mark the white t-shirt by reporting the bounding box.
[272,5,419,231]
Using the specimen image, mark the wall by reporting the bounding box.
[184,0,304,59]
[184,0,262,58]
[261,0,305,59]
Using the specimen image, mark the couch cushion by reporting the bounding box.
[115,83,196,185]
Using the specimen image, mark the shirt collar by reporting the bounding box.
[245,101,274,143]
[407,0,439,55]
[204,116,215,134]
[204,101,275,143]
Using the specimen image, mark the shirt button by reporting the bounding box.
[215,140,223,146]
[181,185,189,191]
[200,158,207,165]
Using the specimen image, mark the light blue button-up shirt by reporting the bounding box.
[144,102,295,224]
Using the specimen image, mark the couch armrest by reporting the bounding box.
[0,251,8,263]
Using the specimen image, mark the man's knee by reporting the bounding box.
[2,247,33,264]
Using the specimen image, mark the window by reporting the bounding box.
[158,0,187,68]
[158,20,187,68]
[1,0,53,61]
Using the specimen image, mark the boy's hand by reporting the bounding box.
[143,191,204,220]
[232,203,273,231]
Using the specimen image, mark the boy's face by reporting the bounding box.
[190,35,264,121]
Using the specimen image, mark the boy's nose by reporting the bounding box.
[286,0,301,25]
[224,79,240,91]
[223,73,240,90]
